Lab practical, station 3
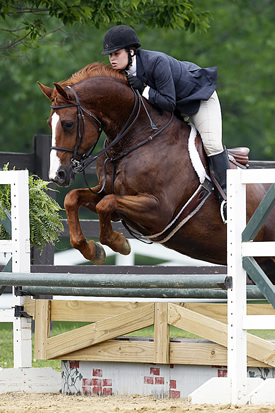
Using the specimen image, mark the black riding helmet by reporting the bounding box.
[101,25,141,55]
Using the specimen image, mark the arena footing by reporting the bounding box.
[0,367,61,394]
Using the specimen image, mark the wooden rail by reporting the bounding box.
[24,299,275,367]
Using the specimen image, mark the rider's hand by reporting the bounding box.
[126,74,145,93]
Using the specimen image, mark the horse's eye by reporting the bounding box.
[62,121,75,131]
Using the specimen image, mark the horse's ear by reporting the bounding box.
[37,82,54,100]
[53,82,69,100]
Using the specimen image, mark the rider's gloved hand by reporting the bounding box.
[126,74,145,93]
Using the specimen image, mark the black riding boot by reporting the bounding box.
[208,149,230,223]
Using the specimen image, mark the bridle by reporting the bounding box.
[50,84,173,193]
[50,85,103,162]
[50,85,144,173]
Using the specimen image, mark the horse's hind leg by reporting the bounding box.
[96,193,161,255]
[64,187,106,264]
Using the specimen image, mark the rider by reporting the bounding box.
[101,25,230,223]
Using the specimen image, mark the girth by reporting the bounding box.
[146,128,250,244]
[146,178,213,244]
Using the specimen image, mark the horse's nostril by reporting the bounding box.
[57,170,66,184]
[52,167,75,187]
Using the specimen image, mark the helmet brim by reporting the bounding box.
[101,43,141,56]
[101,46,122,56]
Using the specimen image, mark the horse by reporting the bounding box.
[38,62,275,281]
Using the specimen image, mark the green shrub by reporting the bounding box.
[0,164,64,252]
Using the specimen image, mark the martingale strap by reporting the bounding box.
[146,178,214,244]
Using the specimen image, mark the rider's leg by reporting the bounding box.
[192,91,230,223]
[208,149,230,223]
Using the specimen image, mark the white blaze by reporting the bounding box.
[49,112,61,180]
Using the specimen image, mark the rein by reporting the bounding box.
[50,84,173,196]
[50,85,141,177]
[77,87,142,174]
[50,86,103,160]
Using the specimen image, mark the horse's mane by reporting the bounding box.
[59,62,126,87]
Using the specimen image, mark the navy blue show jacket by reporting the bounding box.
[136,49,218,115]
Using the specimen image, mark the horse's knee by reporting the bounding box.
[64,189,79,211]
[96,194,117,215]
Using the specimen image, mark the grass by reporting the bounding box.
[1,321,275,372]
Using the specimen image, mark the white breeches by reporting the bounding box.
[191,91,223,156]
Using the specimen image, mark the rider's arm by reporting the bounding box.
[142,54,176,112]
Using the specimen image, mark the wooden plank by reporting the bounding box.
[48,338,270,367]
[168,303,275,367]
[51,340,155,363]
[50,300,149,322]
[170,342,270,368]
[169,303,228,345]
[242,241,275,257]
[182,303,228,323]
[170,342,227,366]
[34,300,51,360]
[154,303,169,364]
[27,300,275,324]
[240,168,275,184]
[247,334,275,366]
[46,303,154,359]
[182,303,275,324]
[24,299,35,318]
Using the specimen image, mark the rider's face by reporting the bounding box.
[109,49,128,71]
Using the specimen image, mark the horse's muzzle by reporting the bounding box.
[52,166,75,187]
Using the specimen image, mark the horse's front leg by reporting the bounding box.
[64,186,106,264]
[96,194,161,255]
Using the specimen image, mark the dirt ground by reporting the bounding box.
[0,393,274,413]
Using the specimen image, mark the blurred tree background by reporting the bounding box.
[0,0,274,160]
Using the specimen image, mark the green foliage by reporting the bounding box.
[0,0,210,55]
[0,2,274,161]
[188,0,275,159]
[28,174,64,251]
[0,164,64,251]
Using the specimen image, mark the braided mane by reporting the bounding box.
[59,63,126,87]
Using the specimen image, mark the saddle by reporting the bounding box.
[195,135,250,172]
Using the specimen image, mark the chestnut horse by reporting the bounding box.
[38,63,275,280]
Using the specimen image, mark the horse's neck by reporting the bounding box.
[82,76,134,129]
[102,94,152,144]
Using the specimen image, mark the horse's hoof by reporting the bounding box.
[120,238,131,255]
[92,242,106,265]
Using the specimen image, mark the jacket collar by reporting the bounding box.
[136,51,147,83]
